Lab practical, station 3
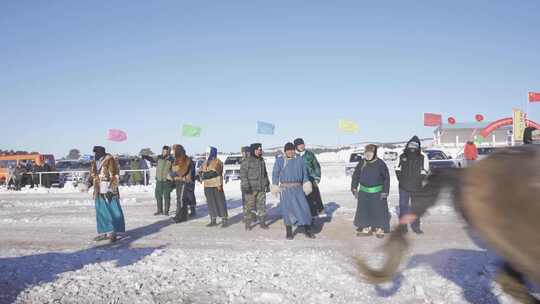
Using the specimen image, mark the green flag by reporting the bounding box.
[182,124,202,137]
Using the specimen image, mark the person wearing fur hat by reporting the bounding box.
[171,144,194,223]
[294,138,325,218]
[351,144,390,238]
[89,146,125,243]
[395,136,430,234]
[272,142,315,240]
[200,146,228,227]
[240,143,270,230]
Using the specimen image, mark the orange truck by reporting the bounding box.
[0,153,56,184]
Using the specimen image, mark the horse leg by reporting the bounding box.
[495,262,539,304]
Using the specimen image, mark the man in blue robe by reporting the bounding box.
[272,142,315,240]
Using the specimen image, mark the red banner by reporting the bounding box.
[529,92,540,103]
[424,113,442,126]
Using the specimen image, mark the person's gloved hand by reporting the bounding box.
[351,189,358,199]
[380,192,389,200]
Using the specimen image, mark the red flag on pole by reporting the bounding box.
[424,113,442,126]
[108,129,128,142]
[529,92,540,103]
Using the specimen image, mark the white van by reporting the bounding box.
[223,154,243,183]
[345,149,364,176]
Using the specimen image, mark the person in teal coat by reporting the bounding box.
[294,138,324,217]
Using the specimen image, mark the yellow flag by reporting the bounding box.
[512,108,526,141]
[338,119,359,133]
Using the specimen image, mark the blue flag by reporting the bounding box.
[257,121,275,135]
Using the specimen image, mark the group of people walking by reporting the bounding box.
[89,135,432,243]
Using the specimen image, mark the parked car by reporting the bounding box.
[56,160,92,187]
[223,154,242,183]
[383,151,398,162]
[476,147,504,160]
[455,146,506,168]
[424,149,456,171]
[345,149,364,176]
[193,157,205,182]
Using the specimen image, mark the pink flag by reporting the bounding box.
[107,129,127,142]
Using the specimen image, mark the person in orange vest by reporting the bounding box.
[464,141,478,167]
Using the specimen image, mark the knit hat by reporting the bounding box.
[293,138,305,147]
[284,142,295,152]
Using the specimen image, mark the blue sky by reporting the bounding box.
[2,1,539,157]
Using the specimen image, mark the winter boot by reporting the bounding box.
[411,224,424,234]
[93,234,108,242]
[189,206,196,217]
[285,225,294,240]
[411,227,424,234]
[164,201,170,216]
[206,217,218,227]
[245,220,252,231]
[304,225,316,239]
[180,206,188,222]
[259,216,269,230]
[109,232,117,243]
[221,217,229,228]
[153,211,163,216]
[357,227,373,237]
[375,228,385,239]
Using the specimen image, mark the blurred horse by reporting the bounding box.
[356,146,540,303]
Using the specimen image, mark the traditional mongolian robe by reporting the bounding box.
[201,147,228,219]
[272,155,312,226]
[90,154,126,234]
[351,158,390,232]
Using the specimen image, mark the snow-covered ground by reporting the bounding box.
[0,162,533,304]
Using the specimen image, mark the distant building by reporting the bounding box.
[434,122,512,147]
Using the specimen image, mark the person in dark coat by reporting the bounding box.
[395,136,430,234]
[41,161,52,188]
[240,146,251,220]
[523,126,536,144]
[30,161,40,188]
[183,158,198,217]
[351,144,390,238]
[240,143,270,230]
[13,164,25,191]
[171,144,193,223]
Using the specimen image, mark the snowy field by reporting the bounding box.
[0,162,534,304]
